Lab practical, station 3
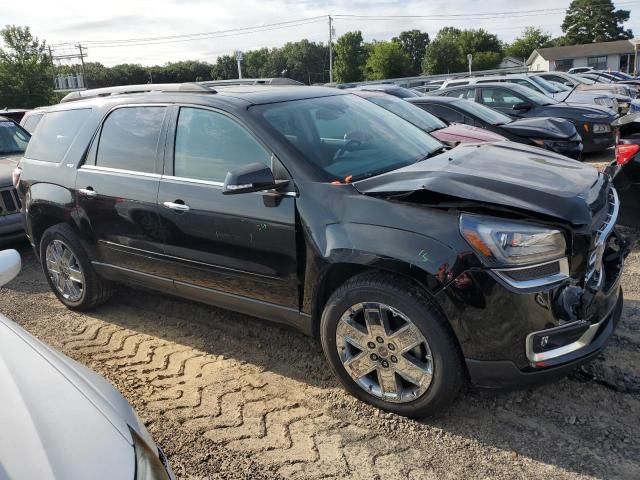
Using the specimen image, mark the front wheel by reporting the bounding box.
[320,273,464,417]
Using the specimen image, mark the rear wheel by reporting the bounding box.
[320,273,464,417]
[40,224,113,310]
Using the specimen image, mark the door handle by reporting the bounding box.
[163,201,190,212]
[79,187,97,197]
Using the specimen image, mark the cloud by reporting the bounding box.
[2,0,632,66]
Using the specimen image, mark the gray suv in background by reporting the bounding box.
[0,116,28,243]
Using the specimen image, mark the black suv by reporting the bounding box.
[16,83,629,416]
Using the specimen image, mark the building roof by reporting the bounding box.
[527,39,635,65]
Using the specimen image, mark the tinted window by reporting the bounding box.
[256,94,443,182]
[96,107,166,173]
[25,109,90,163]
[443,87,475,100]
[480,88,525,108]
[174,107,271,182]
[366,95,446,132]
[0,121,30,154]
[22,113,43,133]
[430,105,465,124]
[450,99,512,125]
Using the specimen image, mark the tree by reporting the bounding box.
[0,25,53,108]
[562,0,632,44]
[392,30,430,75]
[363,41,413,80]
[211,55,238,80]
[422,27,502,74]
[334,31,366,83]
[506,27,554,61]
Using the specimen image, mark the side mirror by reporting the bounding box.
[0,249,21,287]
[222,162,289,195]
[513,102,533,111]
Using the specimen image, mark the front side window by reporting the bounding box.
[480,88,525,107]
[96,107,166,173]
[174,107,271,182]
[25,109,90,163]
[443,87,475,100]
[255,94,443,182]
[0,120,30,155]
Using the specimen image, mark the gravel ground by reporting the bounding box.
[1,233,638,480]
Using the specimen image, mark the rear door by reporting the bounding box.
[156,106,299,308]
[478,87,529,118]
[76,105,170,278]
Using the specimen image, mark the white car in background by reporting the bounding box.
[440,73,621,113]
[0,249,175,480]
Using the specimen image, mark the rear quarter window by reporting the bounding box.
[25,109,91,163]
[22,113,44,134]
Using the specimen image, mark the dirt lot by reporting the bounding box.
[1,158,639,479]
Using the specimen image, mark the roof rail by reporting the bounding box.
[199,77,303,87]
[59,82,216,103]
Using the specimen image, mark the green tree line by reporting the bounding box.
[0,0,633,108]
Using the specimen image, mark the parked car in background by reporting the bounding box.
[16,83,629,416]
[0,249,175,480]
[439,74,620,113]
[568,67,594,75]
[20,108,47,134]
[352,84,423,98]
[0,108,30,123]
[430,82,616,152]
[408,95,583,159]
[606,113,640,228]
[0,116,29,243]
[352,90,507,145]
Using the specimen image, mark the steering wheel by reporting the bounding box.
[333,139,362,162]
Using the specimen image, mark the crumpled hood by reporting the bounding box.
[354,141,606,225]
[431,124,506,144]
[0,154,20,186]
[500,117,578,140]
[0,315,156,480]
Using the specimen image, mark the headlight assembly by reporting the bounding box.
[460,214,567,267]
[592,123,612,134]
[131,428,171,480]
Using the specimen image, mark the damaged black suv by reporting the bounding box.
[16,84,629,416]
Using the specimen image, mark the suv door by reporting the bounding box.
[76,105,170,279]
[157,106,299,309]
[478,87,530,117]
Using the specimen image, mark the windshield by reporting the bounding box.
[254,94,444,182]
[366,95,446,132]
[507,83,558,106]
[0,120,30,154]
[451,99,512,125]
[529,75,563,93]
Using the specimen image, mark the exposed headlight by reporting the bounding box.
[594,97,615,108]
[131,428,172,480]
[460,214,567,267]
[592,123,612,134]
[583,113,609,119]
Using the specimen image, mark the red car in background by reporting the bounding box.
[352,90,506,145]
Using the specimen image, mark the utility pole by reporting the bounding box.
[76,43,88,88]
[235,50,243,80]
[328,15,334,83]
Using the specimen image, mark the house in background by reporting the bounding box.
[527,39,640,73]
[498,56,526,69]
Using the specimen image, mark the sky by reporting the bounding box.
[3,0,638,66]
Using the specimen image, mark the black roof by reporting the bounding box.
[54,84,346,111]
[408,96,458,104]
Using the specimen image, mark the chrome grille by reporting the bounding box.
[0,187,21,216]
[585,188,618,284]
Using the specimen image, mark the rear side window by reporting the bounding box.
[96,107,166,173]
[480,88,524,107]
[25,109,91,163]
[22,113,43,134]
[174,107,271,182]
[428,105,465,124]
[443,88,475,100]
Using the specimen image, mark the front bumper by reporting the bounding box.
[466,290,623,388]
[581,125,615,152]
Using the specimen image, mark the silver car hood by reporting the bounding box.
[0,315,156,479]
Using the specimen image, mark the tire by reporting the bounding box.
[40,224,114,310]
[320,272,464,417]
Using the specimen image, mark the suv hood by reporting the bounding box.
[0,154,20,186]
[354,142,605,225]
[0,315,157,480]
[501,117,577,140]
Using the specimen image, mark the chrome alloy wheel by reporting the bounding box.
[45,239,85,302]
[335,302,433,403]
